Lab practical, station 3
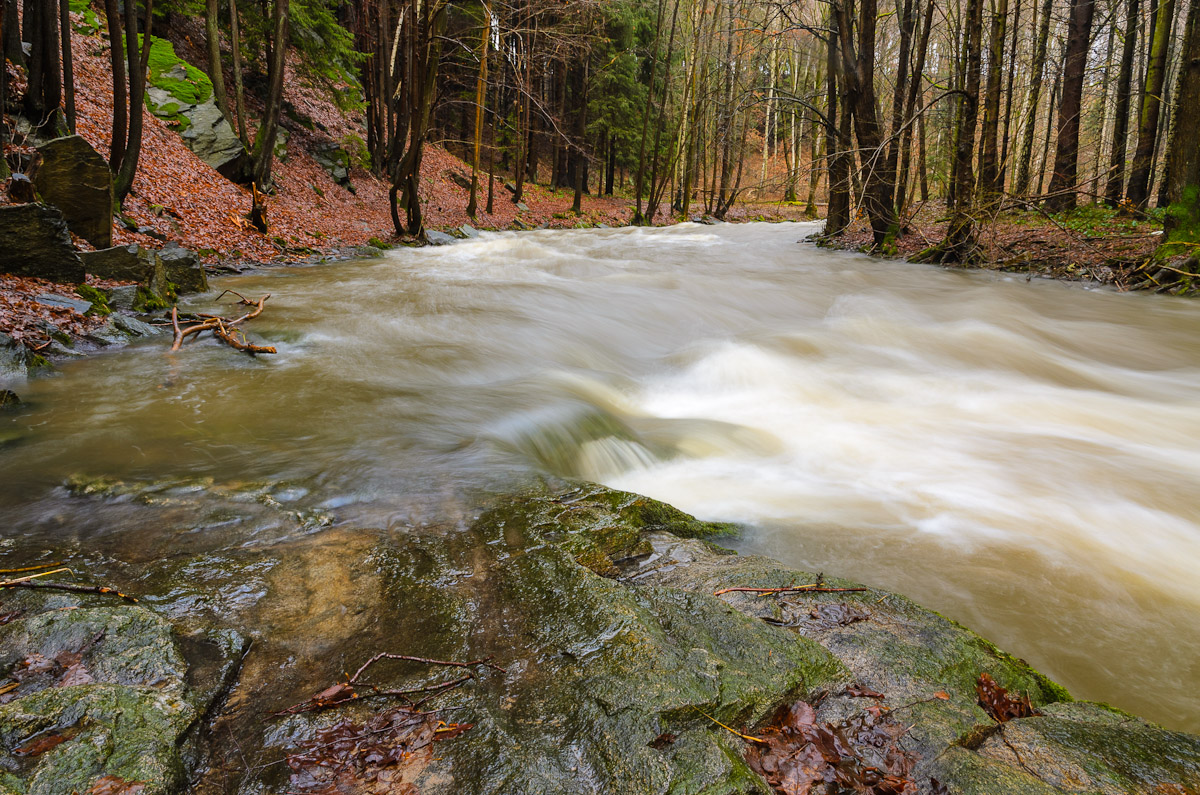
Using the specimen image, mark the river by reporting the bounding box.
[2,221,1198,731]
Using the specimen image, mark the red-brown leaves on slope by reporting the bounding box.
[975,673,1040,723]
[286,707,472,795]
[0,274,108,343]
[745,699,919,795]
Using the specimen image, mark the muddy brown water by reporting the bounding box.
[1,221,1198,733]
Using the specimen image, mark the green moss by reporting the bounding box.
[74,284,111,317]
[133,285,168,313]
[139,35,212,106]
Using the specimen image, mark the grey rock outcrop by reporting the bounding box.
[312,142,352,188]
[146,86,250,182]
[0,204,85,283]
[158,241,208,294]
[33,135,114,248]
[82,245,169,299]
[424,229,457,246]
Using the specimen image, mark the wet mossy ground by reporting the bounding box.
[2,480,1199,794]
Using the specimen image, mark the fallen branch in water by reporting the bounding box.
[713,584,869,597]
[170,293,276,355]
[0,568,139,603]
[275,653,506,716]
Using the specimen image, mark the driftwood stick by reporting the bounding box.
[349,653,507,683]
[0,580,139,603]
[211,321,276,354]
[225,294,271,327]
[713,585,869,597]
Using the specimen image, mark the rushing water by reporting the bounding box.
[2,221,1199,731]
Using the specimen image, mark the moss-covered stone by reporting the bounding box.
[0,596,245,795]
[72,285,110,317]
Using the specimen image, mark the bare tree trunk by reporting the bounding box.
[1161,0,1198,235]
[998,0,1022,189]
[920,0,983,260]
[467,2,490,219]
[825,9,851,234]
[979,0,1009,201]
[1014,0,1055,195]
[114,0,153,203]
[1045,0,1097,212]
[59,0,74,132]
[251,0,289,189]
[205,0,229,121]
[1106,0,1141,204]
[885,0,916,209]
[1126,0,1175,206]
[230,0,248,144]
[103,0,127,169]
[896,0,935,214]
[834,0,899,247]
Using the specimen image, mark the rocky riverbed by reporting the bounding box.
[1,481,1197,794]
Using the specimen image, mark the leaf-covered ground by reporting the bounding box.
[827,201,1165,288]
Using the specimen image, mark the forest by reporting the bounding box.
[2,0,1199,268]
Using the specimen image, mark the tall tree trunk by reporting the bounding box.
[3,0,21,66]
[885,0,916,209]
[103,0,126,169]
[998,0,1022,189]
[896,0,935,214]
[59,0,74,132]
[633,0,667,223]
[1106,0,1142,204]
[251,0,289,189]
[1014,0,1055,195]
[1045,0,1097,212]
[571,62,587,215]
[467,2,490,219]
[825,11,851,235]
[205,0,229,121]
[1126,0,1175,206]
[835,0,899,248]
[1161,0,1198,238]
[979,0,1010,202]
[113,0,153,203]
[922,0,983,260]
[229,0,247,144]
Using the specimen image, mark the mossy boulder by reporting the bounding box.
[0,596,245,795]
[256,485,1200,794]
[141,37,248,182]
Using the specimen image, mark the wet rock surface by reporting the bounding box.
[1,481,1197,794]
[0,594,245,795]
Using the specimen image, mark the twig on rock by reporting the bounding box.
[713,584,868,597]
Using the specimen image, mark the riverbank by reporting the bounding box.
[2,481,1198,794]
[821,201,1186,293]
